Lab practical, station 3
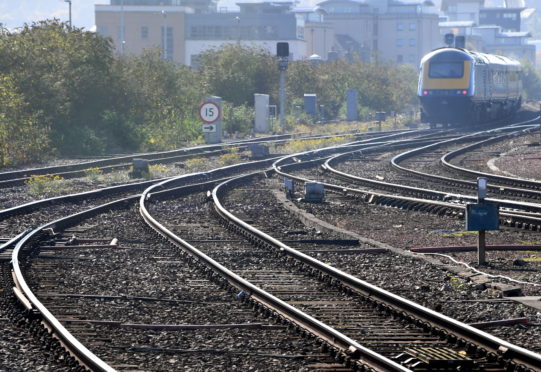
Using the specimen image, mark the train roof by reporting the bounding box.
[421,47,521,67]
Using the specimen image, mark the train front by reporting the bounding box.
[418,48,475,125]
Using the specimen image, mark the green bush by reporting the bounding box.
[222,102,254,135]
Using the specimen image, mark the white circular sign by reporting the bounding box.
[199,101,221,124]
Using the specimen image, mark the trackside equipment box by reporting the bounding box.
[465,203,499,231]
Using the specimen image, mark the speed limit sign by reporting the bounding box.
[199,101,221,123]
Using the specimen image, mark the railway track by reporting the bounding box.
[3,127,541,371]
[0,131,393,189]
[138,166,540,370]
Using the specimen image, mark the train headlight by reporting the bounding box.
[423,90,428,95]
[462,90,468,95]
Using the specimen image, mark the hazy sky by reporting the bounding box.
[0,0,112,30]
[0,0,287,31]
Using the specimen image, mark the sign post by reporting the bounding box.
[465,177,499,265]
[199,97,222,144]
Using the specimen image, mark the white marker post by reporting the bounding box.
[200,97,222,144]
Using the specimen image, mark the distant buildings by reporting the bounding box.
[317,0,440,64]
[439,0,535,63]
[95,0,537,67]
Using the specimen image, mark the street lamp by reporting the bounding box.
[120,0,125,55]
[64,0,72,29]
[235,16,240,45]
[162,10,167,59]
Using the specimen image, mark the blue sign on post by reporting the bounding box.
[465,203,499,231]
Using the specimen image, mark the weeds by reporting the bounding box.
[184,157,208,170]
[275,136,352,154]
[84,167,103,182]
[448,276,466,291]
[148,164,171,179]
[26,174,66,196]
[218,147,241,166]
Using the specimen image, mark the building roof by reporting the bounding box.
[521,8,535,19]
[236,1,294,6]
[498,31,531,38]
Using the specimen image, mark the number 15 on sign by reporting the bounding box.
[199,102,221,123]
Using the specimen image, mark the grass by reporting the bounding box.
[26,174,69,196]
[271,135,354,154]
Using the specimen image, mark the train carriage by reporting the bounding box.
[418,48,522,127]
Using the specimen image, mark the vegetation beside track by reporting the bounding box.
[0,20,419,167]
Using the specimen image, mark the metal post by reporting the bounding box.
[478,230,486,265]
[235,16,240,45]
[120,0,125,55]
[65,0,72,29]
[278,59,288,132]
[162,10,167,59]
[279,69,285,131]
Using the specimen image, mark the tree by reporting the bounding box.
[114,50,203,150]
[521,60,541,100]
[0,20,116,155]
[0,75,49,166]
[198,44,278,106]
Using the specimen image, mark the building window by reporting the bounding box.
[409,23,416,31]
[397,23,404,31]
[396,39,404,47]
[409,38,416,47]
[503,13,517,21]
[297,26,304,40]
[161,26,173,60]
[397,55,403,63]
[141,26,148,40]
[190,54,201,68]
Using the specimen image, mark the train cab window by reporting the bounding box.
[429,61,464,78]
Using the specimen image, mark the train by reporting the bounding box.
[418,47,522,127]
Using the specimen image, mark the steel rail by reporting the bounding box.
[391,126,541,196]
[212,171,541,371]
[0,228,33,255]
[0,154,284,222]
[326,149,541,216]
[280,146,541,230]
[140,176,411,372]
[8,169,252,371]
[282,151,536,220]
[0,133,297,182]
[11,198,132,372]
[441,127,541,189]
[5,156,286,370]
[0,131,390,185]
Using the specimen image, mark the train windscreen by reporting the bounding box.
[429,61,464,78]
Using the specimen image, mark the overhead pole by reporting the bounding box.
[65,0,72,29]
[120,0,125,55]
